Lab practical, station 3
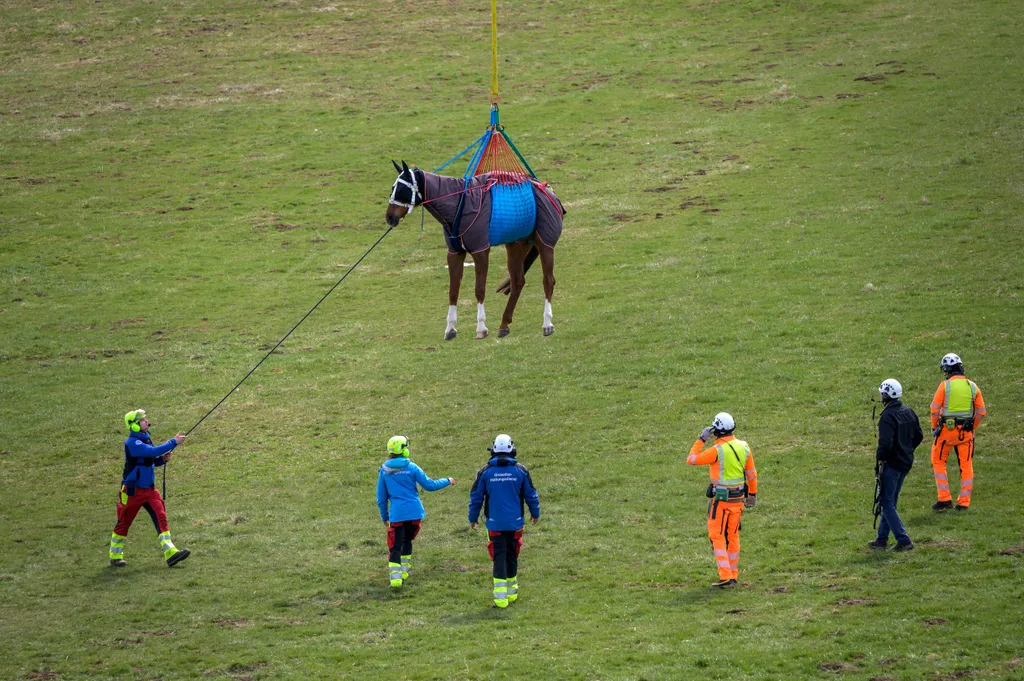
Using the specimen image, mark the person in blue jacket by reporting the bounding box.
[376,435,455,588]
[468,434,541,608]
[109,409,190,568]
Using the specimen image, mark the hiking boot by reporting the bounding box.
[166,548,191,567]
[955,504,969,512]
[892,541,914,552]
[932,501,953,511]
[110,559,127,568]
[866,539,888,550]
[712,578,737,589]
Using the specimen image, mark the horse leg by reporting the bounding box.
[538,242,556,336]
[471,249,490,339]
[496,244,538,295]
[446,251,466,340]
[499,242,528,337]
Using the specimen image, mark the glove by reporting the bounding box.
[932,426,942,438]
[699,427,714,442]
[744,494,757,509]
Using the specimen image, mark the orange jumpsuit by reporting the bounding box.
[930,375,986,508]
[687,435,758,581]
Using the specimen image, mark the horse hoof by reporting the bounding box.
[444,329,457,341]
[543,325,555,337]
[476,329,488,340]
[497,328,510,338]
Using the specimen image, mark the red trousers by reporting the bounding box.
[114,486,169,536]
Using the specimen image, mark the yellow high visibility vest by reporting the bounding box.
[942,379,977,418]
[715,440,750,487]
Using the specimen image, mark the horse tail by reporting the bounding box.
[495,243,539,296]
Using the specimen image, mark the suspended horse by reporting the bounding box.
[385,156,564,340]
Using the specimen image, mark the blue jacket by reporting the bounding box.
[468,456,541,531]
[376,457,451,523]
[122,432,177,490]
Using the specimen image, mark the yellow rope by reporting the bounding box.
[490,0,498,102]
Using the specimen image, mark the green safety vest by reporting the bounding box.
[714,439,750,487]
[942,378,977,419]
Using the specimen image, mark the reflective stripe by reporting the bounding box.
[958,491,971,498]
[937,484,950,491]
[714,549,728,557]
[930,402,941,409]
[935,473,948,481]
[727,553,739,559]
[744,471,757,479]
[687,454,697,465]
[961,478,973,486]
[109,547,124,555]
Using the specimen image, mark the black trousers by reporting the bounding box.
[387,520,420,563]
[489,529,523,580]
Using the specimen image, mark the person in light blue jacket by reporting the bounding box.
[376,435,455,588]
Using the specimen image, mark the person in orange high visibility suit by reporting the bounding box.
[686,412,758,588]
[930,353,986,511]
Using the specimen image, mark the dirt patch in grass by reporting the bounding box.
[26,673,60,680]
[855,74,886,82]
[923,618,949,625]
[999,545,1024,555]
[836,597,878,606]
[932,672,973,680]
[818,661,857,673]
[880,658,901,667]
[215,618,250,628]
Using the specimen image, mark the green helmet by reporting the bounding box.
[124,409,147,433]
[387,435,410,457]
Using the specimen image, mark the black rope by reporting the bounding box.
[186,225,395,436]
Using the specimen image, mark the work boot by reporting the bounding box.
[166,548,191,567]
[866,539,888,550]
[955,504,969,512]
[892,541,914,552]
[712,578,737,589]
[110,559,127,568]
[932,500,953,511]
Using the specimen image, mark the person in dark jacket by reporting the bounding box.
[110,409,190,568]
[376,435,454,588]
[868,379,924,551]
[468,434,540,608]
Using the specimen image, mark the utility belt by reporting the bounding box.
[942,416,974,432]
[706,484,747,501]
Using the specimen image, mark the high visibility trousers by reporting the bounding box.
[707,499,744,581]
[931,431,975,507]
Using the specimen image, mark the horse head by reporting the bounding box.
[386,160,420,227]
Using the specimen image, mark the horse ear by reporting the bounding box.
[392,159,401,174]
[402,160,410,174]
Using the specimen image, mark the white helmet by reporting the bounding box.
[941,353,963,371]
[878,378,903,400]
[490,433,515,455]
[712,412,735,433]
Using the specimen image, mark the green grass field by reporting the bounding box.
[2,0,1023,679]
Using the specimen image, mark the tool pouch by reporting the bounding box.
[705,484,715,499]
[714,486,730,502]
